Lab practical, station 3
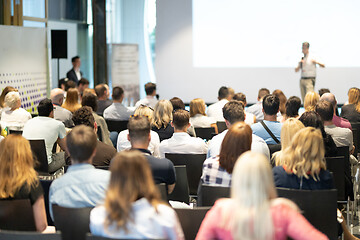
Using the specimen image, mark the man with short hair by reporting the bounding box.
[103,86,133,120]
[251,94,282,144]
[246,88,270,122]
[320,93,352,130]
[207,86,232,122]
[159,109,208,158]
[66,56,82,84]
[207,100,270,159]
[49,125,110,220]
[50,88,74,128]
[128,115,176,193]
[135,82,158,109]
[23,99,67,173]
[233,92,256,125]
[77,78,89,96]
[94,83,112,115]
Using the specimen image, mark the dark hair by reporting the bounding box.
[222,100,245,124]
[37,98,54,117]
[66,125,97,163]
[315,100,334,122]
[78,78,89,86]
[128,115,151,143]
[95,84,107,98]
[258,88,270,100]
[72,106,95,128]
[145,82,156,95]
[233,92,246,104]
[218,86,229,99]
[318,88,330,97]
[71,56,80,62]
[172,109,190,129]
[112,86,124,101]
[65,80,76,91]
[285,96,301,118]
[81,93,98,112]
[299,111,327,138]
[170,97,185,111]
[262,94,280,116]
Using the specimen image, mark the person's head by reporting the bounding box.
[348,87,360,113]
[285,96,301,118]
[81,93,98,112]
[50,88,65,106]
[145,82,156,96]
[172,109,190,131]
[315,100,334,122]
[257,88,270,101]
[222,100,245,126]
[71,56,81,69]
[66,125,97,163]
[112,86,124,102]
[65,80,76,91]
[78,78,89,93]
[95,84,109,100]
[64,88,79,105]
[228,87,235,99]
[72,106,96,129]
[304,91,320,112]
[190,98,206,117]
[302,42,310,54]
[104,150,160,230]
[230,151,277,239]
[262,94,279,116]
[298,111,328,139]
[37,99,54,117]
[0,134,38,198]
[233,92,247,105]
[4,91,21,110]
[272,90,287,115]
[83,88,96,96]
[218,86,230,100]
[320,92,337,112]
[219,122,252,174]
[128,115,151,146]
[169,97,185,111]
[280,127,326,180]
[0,86,17,108]
[318,88,330,97]
[134,105,154,125]
[152,100,173,129]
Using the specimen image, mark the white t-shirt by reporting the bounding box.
[190,114,216,128]
[1,107,32,130]
[301,53,319,78]
[207,99,229,122]
[135,96,158,109]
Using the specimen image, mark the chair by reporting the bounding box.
[197,185,230,207]
[0,199,36,231]
[165,153,207,195]
[351,122,360,157]
[29,139,49,174]
[8,130,22,135]
[52,204,93,240]
[276,188,338,240]
[0,230,61,240]
[194,127,215,141]
[174,207,211,240]
[156,183,168,202]
[326,156,346,200]
[95,166,110,170]
[168,165,190,204]
[216,121,227,133]
[105,120,128,133]
[40,179,54,226]
[97,125,103,141]
[267,144,281,162]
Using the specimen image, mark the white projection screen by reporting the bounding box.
[156,0,360,104]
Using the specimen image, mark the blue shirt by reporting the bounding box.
[49,163,110,220]
[251,120,282,145]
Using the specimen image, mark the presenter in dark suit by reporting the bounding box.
[66,56,82,84]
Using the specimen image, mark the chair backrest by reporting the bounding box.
[174,207,211,240]
[0,199,36,231]
[156,183,168,202]
[276,188,338,240]
[216,121,227,133]
[97,125,103,142]
[29,139,49,174]
[165,153,207,195]
[351,122,360,157]
[52,204,93,240]
[94,166,109,170]
[197,184,230,207]
[326,156,346,201]
[336,146,353,200]
[0,230,61,240]
[39,179,54,226]
[105,120,128,133]
[168,165,189,204]
[194,127,216,141]
[8,130,23,135]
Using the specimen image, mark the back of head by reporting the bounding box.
[190,98,206,117]
[50,88,65,105]
[233,92,247,104]
[95,84,107,98]
[0,86,17,108]
[348,87,360,112]
[320,92,336,107]
[218,86,229,100]
[304,91,320,112]
[153,100,173,129]
[134,105,154,125]
[258,88,270,100]
[170,97,185,111]
[315,100,334,122]
[222,100,245,124]
[65,88,79,104]
[72,106,95,128]
[78,78,89,87]
[262,94,280,116]
[219,122,252,174]
[172,109,190,130]
[81,93,98,112]
[4,91,20,109]
[285,96,301,118]
[280,118,305,151]
[66,125,97,163]
[112,86,124,101]
[128,115,151,143]
[145,82,156,96]
[318,88,330,97]
[38,98,54,117]
[272,90,287,115]
[65,80,76,91]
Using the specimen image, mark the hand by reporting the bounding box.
[311,59,317,64]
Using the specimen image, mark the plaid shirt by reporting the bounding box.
[201,157,232,187]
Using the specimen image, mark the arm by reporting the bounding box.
[312,59,325,68]
[210,123,218,134]
[57,137,68,154]
[168,183,175,194]
[295,61,302,72]
[32,196,48,232]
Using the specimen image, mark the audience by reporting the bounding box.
[103,86,133,120]
[90,150,184,239]
[232,92,256,124]
[1,91,31,130]
[170,96,196,137]
[272,89,287,122]
[62,88,81,113]
[196,151,328,240]
[190,98,218,133]
[77,78,89,96]
[207,86,231,122]
[246,87,270,122]
[50,88,74,128]
[304,91,320,112]
[341,87,360,123]
[135,82,158,109]
[285,96,301,120]
[201,122,251,187]
[318,88,330,97]
[94,83,112,116]
[0,86,17,117]
[151,99,174,141]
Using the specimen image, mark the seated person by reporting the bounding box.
[170,97,196,137]
[246,88,270,122]
[304,91,320,112]
[189,98,217,133]
[284,96,301,120]
[135,82,158,109]
[50,88,74,128]
[321,93,352,130]
[94,84,112,116]
[341,87,360,123]
[103,86,133,120]
[232,92,256,125]
[151,100,174,141]
[90,150,184,239]
[207,86,231,122]
[1,91,31,130]
[61,88,81,113]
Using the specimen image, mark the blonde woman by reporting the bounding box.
[196,151,327,240]
[0,135,48,232]
[117,105,161,157]
[151,99,174,141]
[273,127,334,190]
[341,87,360,123]
[62,88,81,113]
[273,118,305,166]
[304,91,320,112]
[1,91,31,130]
[90,150,184,239]
[190,98,218,133]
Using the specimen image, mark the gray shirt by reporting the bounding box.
[103,103,133,121]
[325,124,353,151]
[53,105,74,128]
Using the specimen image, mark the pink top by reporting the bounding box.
[196,198,328,240]
[333,115,352,130]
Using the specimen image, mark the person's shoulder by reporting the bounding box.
[272,165,286,175]
[252,133,266,143]
[97,140,116,151]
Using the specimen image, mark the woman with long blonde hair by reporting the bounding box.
[62,88,81,113]
[196,151,328,240]
[0,135,48,231]
[190,98,218,133]
[151,99,174,141]
[90,150,184,239]
[304,91,320,112]
[341,87,360,123]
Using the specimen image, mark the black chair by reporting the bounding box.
[156,183,168,202]
[29,139,49,174]
[0,199,36,231]
[267,144,281,162]
[39,179,54,226]
[97,125,103,142]
[0,230,61,240]
[168,165,190,204]
[326,156,346,200]
[8,130,22,135]
[95,166,110,170]
[351,122,360,157]
[197,185,230,207]
[105,120,128,133]
[194,127,216,141]
[52,204,93,240]
[336,146,353,200]
[165,153,207,195]
[174,207,211,240]
[216,121,227,133]
[276,188,338,240]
